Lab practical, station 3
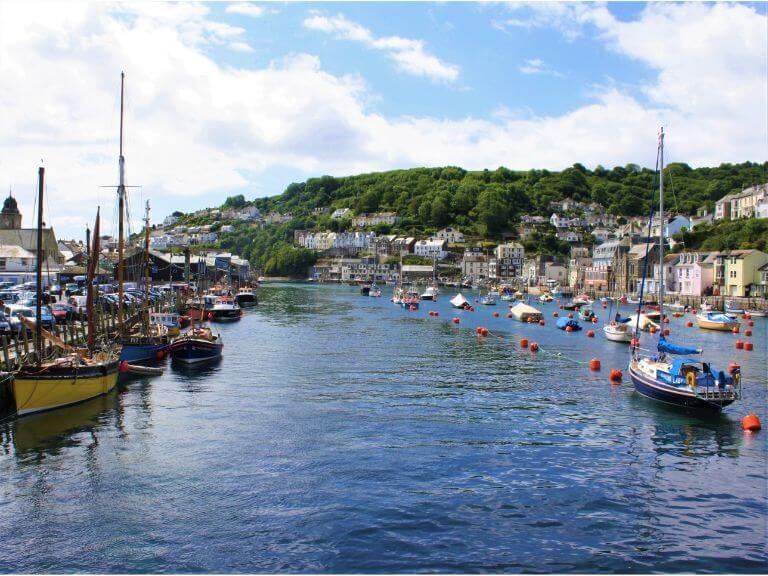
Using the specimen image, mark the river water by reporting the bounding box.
[1,283,766,573]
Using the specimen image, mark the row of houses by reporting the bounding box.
[714,184,768,221]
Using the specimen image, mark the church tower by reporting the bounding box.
[0,194,22,229]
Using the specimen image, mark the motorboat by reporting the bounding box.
[603,321,633,342]
[480,294,496,306]
[579,306,597,322]
[724,300,744,315]
[235,286,258,307]
[539,293,554,303]
[169,326,223,365]
[420,285,439,301]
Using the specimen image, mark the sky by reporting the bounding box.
[0,1,766,241]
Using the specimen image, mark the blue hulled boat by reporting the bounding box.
[556,317,581,331]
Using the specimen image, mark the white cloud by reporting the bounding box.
[302,13,460,83]
[0,2,764,239]
[493,2,610,41]
[229,41,254,53]
[225,3,266,18]
[519,58,564,77]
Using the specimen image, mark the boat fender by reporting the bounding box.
[686,372,696,388]
[207,312,214,321]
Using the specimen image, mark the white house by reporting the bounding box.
[413,238,447,260]
[331,208,352,219]
[435,227,465,243]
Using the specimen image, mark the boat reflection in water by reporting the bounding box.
[11,393,116,456]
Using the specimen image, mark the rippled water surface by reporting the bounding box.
[1,284,766,573]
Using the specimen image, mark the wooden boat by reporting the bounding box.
[13,171,119,417]
[509,302,542,322]
[126,363,164,376]
[150,311,183,337]
[603,322,632,342]
[696,312,740,331]
[629,129,741,413]
[169,327,223,365]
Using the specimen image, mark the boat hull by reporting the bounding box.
[696,316,739,331]
[629,365,735,412]
[119,340,169,363]
[169,338,223,364]
[13,360,120,416]
[235,294,257,308]
[603,325,632,342]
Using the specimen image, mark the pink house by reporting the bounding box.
[672,252,713,296]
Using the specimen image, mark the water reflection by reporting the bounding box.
[11,393,116,458]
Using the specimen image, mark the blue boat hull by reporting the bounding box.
[119,343,168,363]
[629,365,734,412]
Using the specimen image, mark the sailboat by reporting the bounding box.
[13,170,120,417]
[112,73,169,363]
[628,129,741,412]
[603,299,633,343]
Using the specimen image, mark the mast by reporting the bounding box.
[86,209,101,351]
[35,166,44,365]
[117,71,126,335]
[142,200,151,329]
[658,127,665,315]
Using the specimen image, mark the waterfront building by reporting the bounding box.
[672,252,713,297]
[715,183,767,220]
[709,249,768,297]
[461,250,488,281]
[414,238,447,260]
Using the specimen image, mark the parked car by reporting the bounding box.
[51,302,77,323]
[48,284,63,295]
[5,305,35,336]
[0,311,12,336]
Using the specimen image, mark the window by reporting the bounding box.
[0,259,5,270]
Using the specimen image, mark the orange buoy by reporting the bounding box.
[691,308,697,314]
[586,330,595,337]
[207,312,214,321]
[728,363,741,374]
[744,341,753,351]
[747,320,754,327]
[434,311,439,317]
[732,326,740,334]
[686,321,693,327]
[565,325,573,333]
[591,317,598,324]
[553,311,559,317]
[589,358,601,371]
[409,305,416,311]
[119,361,130,373]
[480,327,489,337]
[538,319,545,326]
[520,338,529,348]
[663,328,670,336]
[452,317,460,324]
[735,340,744,349]
[529,342,539,352]
[476,326,483,334]
[155,350,165,360]
[744,313,751,320]
[559,304,564,309]
[507,312,513,318]
[745,329,752,337]
[649,326,657,334]
[609,368,623,382]
[742,414,762,431]
[493,311,500,317]
[663,317,670,324]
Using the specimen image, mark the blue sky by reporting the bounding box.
[0,1,766,240]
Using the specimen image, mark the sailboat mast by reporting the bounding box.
[143,200,151,329]
[658,127,665,313]
[117,71,126,335]
[35,166,44,365]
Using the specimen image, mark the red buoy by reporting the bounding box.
[507,312,513,318]
[480,327,489,337]
[589,358,601,371]
[527,317,533,323]
[742,414,762,431]
[745,329,752,337]
[469,306,475,312]
[567,313,573,318]
[728,363,740,374]
[155,350,165,360]
[433,311,439,317]
[520,338,529,348]
[586,330,595,337]
[565,325,573,333]
[553,311,559,317]
[493,311,500,317]
[630,338,640,349]
[663,328,670,336]
[207,312,214,321]
[452,317,460,324]
[686,321,693,327]
[735,340,744,349]
[649,326,657,334]
[538,319,545,326]
[663,317,670,324]
[529,342,539,352]
[119,361,130,373]
[747,320,754,327]
[609,368,623,382]
[744,341,754,351]
[732,326,740,334]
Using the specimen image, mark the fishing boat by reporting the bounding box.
[628,128,741,412]
[208,294,242,321]
[169,326,223,365]
[696,311,740,331]
[556,317,581,331]
[392,286,420,309]
[235,286,258,308]
[360,283,371,296]
[509,302,542,322]
[450,293,471,309]
[420,285,439,301]
[150,311,183,337]
[13,171,119,417]
[538,293,553,303]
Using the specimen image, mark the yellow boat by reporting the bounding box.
[695,312,740,332]
[13,353,120,417]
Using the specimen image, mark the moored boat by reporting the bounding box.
[209,295,242,321]
[450,293,470,309]
[556,317,581,331]
[235,286,258,308]
[169,326,223,365]
[696,312,740,331]
[420,285,439,301]
[509,302,542,322]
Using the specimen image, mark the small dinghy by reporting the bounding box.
[125,363,164,376]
